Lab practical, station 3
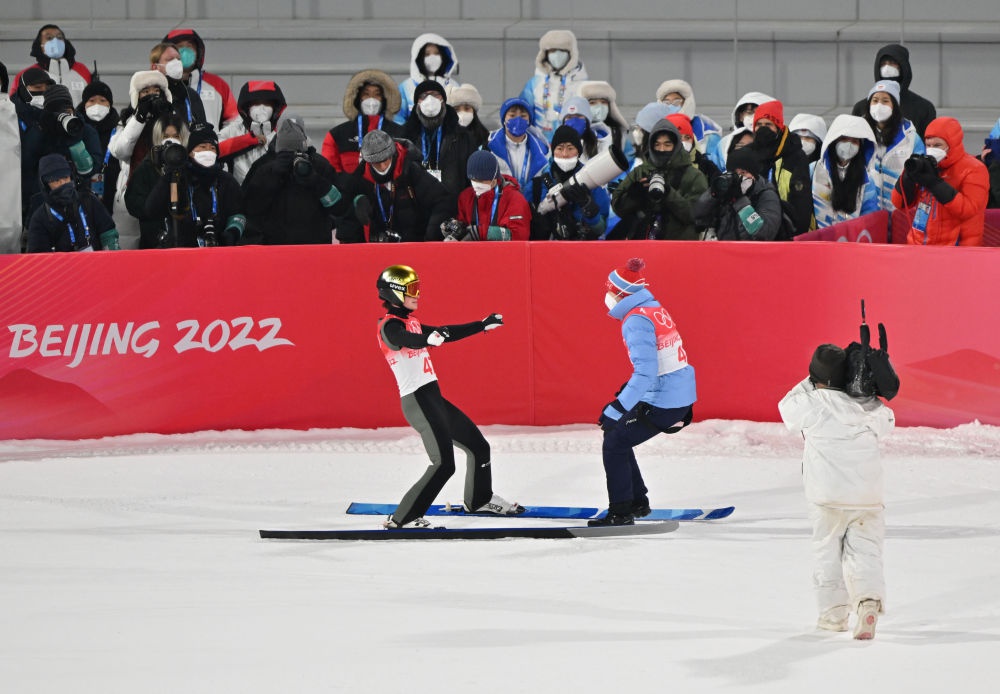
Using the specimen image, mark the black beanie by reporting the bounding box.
[81,80,113,105]
[413,79,447,104]
[186,123,218,152]
[809,344,847,388]
[551,124,583,154]
[726,147,762,178]
[43,84,74,113]
[38,153,72,183]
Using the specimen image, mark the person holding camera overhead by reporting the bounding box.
[528,124,610,240]
[693,147,783,241]
[609,118,707,240]
[143,123,245,247]
[124,114,188,248]
[241,114,348,245]
[892,117,988,246]
[20,83,102,221]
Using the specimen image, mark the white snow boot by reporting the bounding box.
[853,599,881,640]
[816,605,849,632]
[383,515,434,529]
[465,494,525,516]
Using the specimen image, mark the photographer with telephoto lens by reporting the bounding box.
[693,147,783,241]
[124,114,188,248]
[609,118,707,239]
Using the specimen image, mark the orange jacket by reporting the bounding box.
[892,117,989,246]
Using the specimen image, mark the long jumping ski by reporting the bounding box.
[346,502,734,521]
[259,521,679,541]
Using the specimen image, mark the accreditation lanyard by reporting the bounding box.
[542,74,567,114]
[188,184,218,223]
[375,183,394,228]
[472,186,501,235]
[49,204,91,248]
[357,115,384,145]
[515,145,531,189]
[422,127,443,168]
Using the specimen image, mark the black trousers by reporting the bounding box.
[392,382,493,525]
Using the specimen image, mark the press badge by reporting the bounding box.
[91,172,104,197]
[913,201,931,232]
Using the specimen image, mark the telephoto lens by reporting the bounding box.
[292,153,313,178]
[647,172,666,202]
[56,112,83,137]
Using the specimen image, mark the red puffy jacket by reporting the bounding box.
[456,175,532,240]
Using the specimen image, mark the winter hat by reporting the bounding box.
[551,124,583,154]
[360,129,396,163]
[655,79,696,118]
[809,344,847,388]
[186,123,218,152]
[38,153,72,183]
[466,150,499,181]
[413,79,447,105]
[43,84,73,113]
[500,97,533,123]
[128,70,170,109]
[578,80,628,131]
[753,100,785,131]
[81,79,113,106]
[447,83,482,112]
[21,67,54,89]
[561,96,592,123]
[726,147,762,178]
[606,258,648,296]
[787,113,828,144]
[275,113,308,152]
[867,80,901,105]
[635,102,673,133]
[666,113,694,140]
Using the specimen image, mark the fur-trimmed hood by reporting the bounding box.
[655,79,696,118]
[534,30,581,76]
[578,80,628,132]
[343,69,400,119]
[129,70,172,109]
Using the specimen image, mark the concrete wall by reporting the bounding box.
[1,2,997,148]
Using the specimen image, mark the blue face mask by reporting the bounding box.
[178,46,197,69]
[505,116,529,137]
[43,37,65,59]
[564,117,587,136]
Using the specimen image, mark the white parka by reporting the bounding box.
[778,378,895,508]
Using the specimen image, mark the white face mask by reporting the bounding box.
[422,53,443,74]
[740,177,753,194]
[372,159,393,176]
[682,140,694,153]
[360,98,382,116]
[631,127,644,147]
[248,104,273,124]
[164,59,184,81]
[456,110,474,127]
[30,94,45,108]
[835,141,860,161]
[869,103,893,123]
[926,146,948,163]
[192,150,217,168]
[553,156,578,172]
[799,138,816,157]
[162,137,181,146]
[604,293,619,311]
[470,180,493,197]
[547,50,570,71]
[590,103,609,123]
[85,104,110,121]
[880,65,901,79]
[419,96,442,118]
[742,114,755,130]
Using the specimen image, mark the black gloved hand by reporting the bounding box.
[598,399,627,431]
[274,150,295,174]
[481,313,503,331]
[904,155,939,187]
[134,96,155,123]
[354,195,372,225]
[560,182,590,206]
[926,178,957,204]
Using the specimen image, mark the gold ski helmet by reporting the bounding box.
[377,264,420,306]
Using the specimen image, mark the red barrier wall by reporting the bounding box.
[2,241,998,439]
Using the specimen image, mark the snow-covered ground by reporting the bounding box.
[1,420,998,693]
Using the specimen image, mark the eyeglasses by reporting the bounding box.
[663,98,684,107]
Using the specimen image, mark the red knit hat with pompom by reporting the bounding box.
[607,258,648,296]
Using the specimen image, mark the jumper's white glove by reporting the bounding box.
[482,314,503,331]
[426,331,446,346]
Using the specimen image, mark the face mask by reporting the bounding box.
[753,127,779,154]
[663,104,681,116]
[85,104,110,121]
[880,64,900,79]
[742,114,755,130]
[371,159,393,181]
[926,147,947,163]
[799,137,816,157]
[418,96,442,118]
[422,53,443,74]
[505,115,529,137]
[162,137,181,146]
[547,50,570,71]
[43,38,65,59]
[248,104,273,124]
[564,117,587,136]
[604,293,618,311]
[590,103,609,123]
[30,93,46,108]
[164,59,184,80]
[835,141,860,161]
[192,150,217,168]
[178,47,197,69]
[456,110,474,127]
[740,177,753,194]
[553,156,578,172]
[49,181,76,206]
[869,103,892,123]
[631,127,644,147]
[360,98,382,116]
[682,140,694,153]
[470,181,493,197]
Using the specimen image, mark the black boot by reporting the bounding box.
[631,497,651,518]
[587,512,635,527]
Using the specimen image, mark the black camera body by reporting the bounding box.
[56,112,83,137]
[292,152,313,178]
[710,172,741,201]
[154,142,188,172]
[201,219,218,247]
